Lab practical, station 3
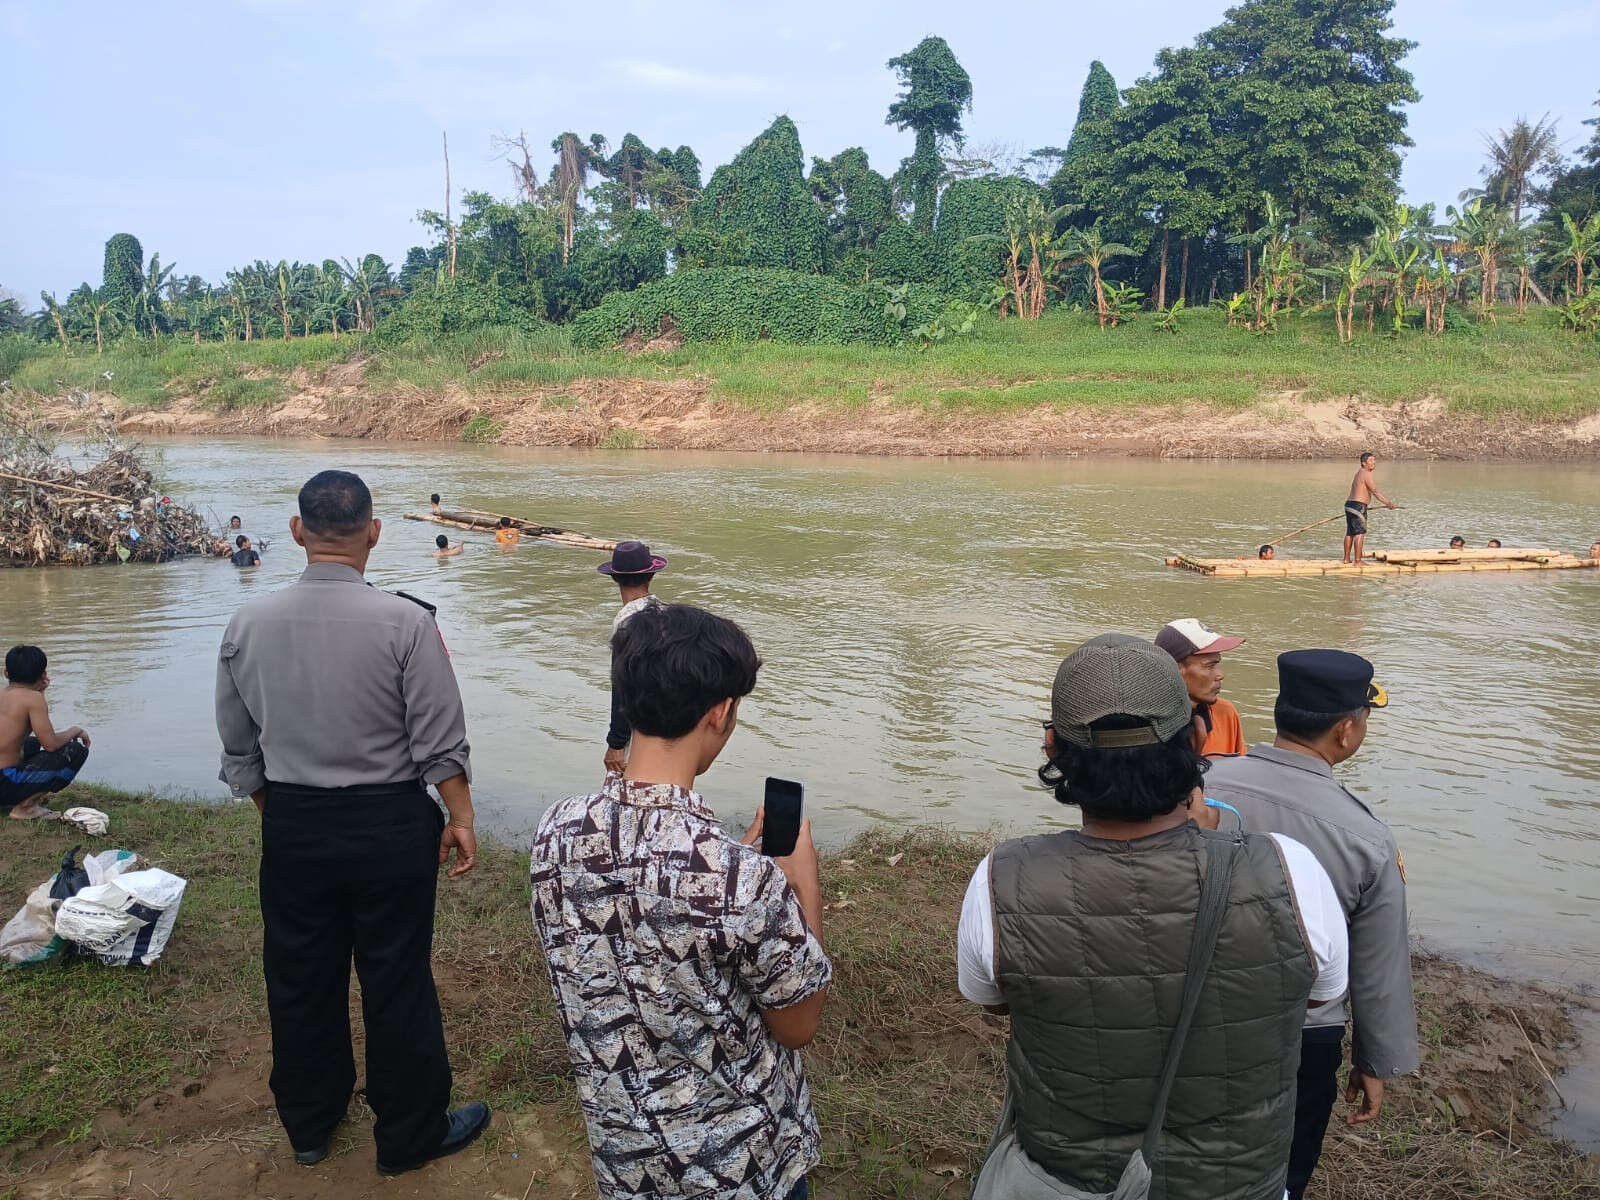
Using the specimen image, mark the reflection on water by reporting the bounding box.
[2,441,1597,997]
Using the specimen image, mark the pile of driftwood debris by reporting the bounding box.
[1,442,224,568]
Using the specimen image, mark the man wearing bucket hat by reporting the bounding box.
[1205,650,1418,1200]
[957,634,1348,1200]
[598,541,668,775]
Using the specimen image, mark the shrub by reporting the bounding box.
[374,279,543,345]
[570,268,942,348]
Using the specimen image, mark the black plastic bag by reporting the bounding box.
[49,845,89,902]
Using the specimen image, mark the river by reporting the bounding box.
[4,440,1598,995]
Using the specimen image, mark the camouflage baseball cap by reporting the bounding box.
[1052,633,1194,749]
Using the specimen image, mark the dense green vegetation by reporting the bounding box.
[4,0,1599,385]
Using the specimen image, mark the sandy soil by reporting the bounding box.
[43,374,1600,460]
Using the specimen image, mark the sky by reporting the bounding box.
[2,0,1597,302]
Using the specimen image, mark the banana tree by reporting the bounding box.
[1446,199,1511,318]
[1312,247,1376,343]
[129,253,177,337]
[1051,224,1134,328]
[314,262,349,337]
[1413,246,1450,334]
[1552,211,1600,297]
[39,291,69,349]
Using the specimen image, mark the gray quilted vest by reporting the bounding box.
[990,823,1315,1200]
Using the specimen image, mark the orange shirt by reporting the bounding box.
[494,527,520,545]
[1200,696,1247,757]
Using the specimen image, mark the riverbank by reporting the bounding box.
[14,310,1600,460]
[0,791,1593,1199]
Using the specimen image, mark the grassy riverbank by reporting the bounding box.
[11,309,1600,459]
[0,789,1592,1199]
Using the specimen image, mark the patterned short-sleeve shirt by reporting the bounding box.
[530,774,832,1199]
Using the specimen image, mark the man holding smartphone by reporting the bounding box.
[530,603,830,1200]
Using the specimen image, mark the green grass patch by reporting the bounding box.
[198,375,286,411]
[598,426,652,449]
[460,414,506,442]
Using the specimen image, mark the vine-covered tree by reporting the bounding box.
[885,36,973,232]
[1050,60,1120,212]
[550,132,606,264]
[101,234,145,308]
[809,148,895,280]
[690,116,827,273]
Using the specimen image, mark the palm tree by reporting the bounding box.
[1481,115,1562,226]
[551,132,604,265]
[1053,224,1134,328]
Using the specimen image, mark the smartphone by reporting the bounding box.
[762,777,804,858]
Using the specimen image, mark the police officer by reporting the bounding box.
[215,470,490,1174]
[1205,650,1418,1200]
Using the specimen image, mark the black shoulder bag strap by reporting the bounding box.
[1139,831,1242,1167]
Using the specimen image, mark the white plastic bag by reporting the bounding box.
[55,867,187,966]
[0,848,137,965]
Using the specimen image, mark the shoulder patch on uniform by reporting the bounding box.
[391,590,437,615]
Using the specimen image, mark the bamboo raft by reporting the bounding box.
[1166,547,1600,578]
[404,508,615,551]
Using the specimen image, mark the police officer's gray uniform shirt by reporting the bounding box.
[1206,744,1419,1079]
[215,562,471,795]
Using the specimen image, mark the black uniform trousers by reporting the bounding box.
[260,780,451,1163]
[1287,1024,1348,1200]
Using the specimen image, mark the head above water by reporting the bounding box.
[290,470,379,569]
[1273,649,1387,766]
[1487,539,1501,548]
[1449,535,1466,549]
[1038,634,1205,823]
[430,493,441,505]
[1258,544,1274,560]
[1591,541,1600,560]
[4,645,47,687]
[612,603,761,777]
[228,515,241,528]
[498,516,512,528]
[435,533,450,549]
[235,534,249,549]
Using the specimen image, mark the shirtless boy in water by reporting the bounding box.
[0,645,91,820]
[1343,452,1397,564]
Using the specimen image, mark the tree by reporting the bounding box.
[1052,224,1134,327]
[598,134,654,212]
[1480,115,1562,226]
[1551,211,1600,296]
[809,148,895,280]
[68,284,121,354]
[39,291,69,349]
[550,132,605,265]
[1540,93,1600,283]
[1447,199,1511,317]
[1049,61,1120,211]
[101,233,145,307]
[128,253,175,337]
[885,36,973,232]
[690,116,827,273]
[1203,0,1419,243]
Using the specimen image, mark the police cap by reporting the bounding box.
[1277,649,1388,714]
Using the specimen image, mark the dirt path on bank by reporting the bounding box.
[43,373,1600,460]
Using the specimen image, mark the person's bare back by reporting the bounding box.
[0,687,40,770]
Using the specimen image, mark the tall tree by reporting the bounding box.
[39,291,70,349]
[809,148,895,280]
[101,233,145,308]
[1050,60,1120,211]
[690,116,827,272]
[885,36,973,232]
[1480,114,1562,226]
[599,134,654,212]
[550,132,605,265]
[1203,0,1418,242]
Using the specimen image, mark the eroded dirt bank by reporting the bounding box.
[43,372,1600,460]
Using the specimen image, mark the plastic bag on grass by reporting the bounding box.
[55,867,187,966]
[0,848,137,965]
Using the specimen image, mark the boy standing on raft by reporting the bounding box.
[1343,452,1397,564]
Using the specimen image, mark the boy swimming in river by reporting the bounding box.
[433,534,463,558]
[0,645,91,820]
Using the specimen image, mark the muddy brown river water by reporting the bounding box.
[3,441,1597,1004]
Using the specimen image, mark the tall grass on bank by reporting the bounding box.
[0,792,1592,1199]
[5,307,1599,422]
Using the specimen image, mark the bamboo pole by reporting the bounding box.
[1267,505,1405,550]
[0,471,132,505]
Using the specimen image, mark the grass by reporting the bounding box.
[0,790,1591,1198]
[6,307,1598,424]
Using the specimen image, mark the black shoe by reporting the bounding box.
[293,1143,330,1166]
[376,1102,491,1176]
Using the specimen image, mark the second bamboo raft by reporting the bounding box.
[1166,548,1599,578]
[404,508,616,551]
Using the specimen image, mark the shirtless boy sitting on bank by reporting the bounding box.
[0,645,91,820]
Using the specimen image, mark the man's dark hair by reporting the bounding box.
[430,493,441,504]
[235,534,248,548]
[1359,451,1375,465]
[611,571,654,589]
[297,470,372,537]
[435,534,449,548]
[1449,535,1465,547]
[612,604,760,739]
[498,516,512,528]
[1258,544,1272,557]
[229,515,241,523]
[1274,699,1365,740]
[1487,538,1501,548]
[1038,716,1206,822]
[5,645,47,684]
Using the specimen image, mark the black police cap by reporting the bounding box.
[1277,649,1388,715]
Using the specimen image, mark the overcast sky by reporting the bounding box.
[3,0,1597,301]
